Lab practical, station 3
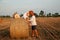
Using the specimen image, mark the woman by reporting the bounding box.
[29,10,39,37]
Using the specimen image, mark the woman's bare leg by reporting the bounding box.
[32,30,35,37]
[35,29,39,37]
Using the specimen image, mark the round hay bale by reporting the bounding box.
[10,18,29,38]
[13,12,20,19]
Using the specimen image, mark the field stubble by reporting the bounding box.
[0,17,60,40]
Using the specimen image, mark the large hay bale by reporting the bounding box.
[10,18,29,38]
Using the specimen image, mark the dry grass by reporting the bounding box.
[0,17,60,40]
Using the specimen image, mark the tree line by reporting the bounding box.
[20,10,60,17]
[33,10,60,17]
[0,15,10,18]
[0,10,60,18]
[38,10,60,17]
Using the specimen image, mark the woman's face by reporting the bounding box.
[29,11,34,16]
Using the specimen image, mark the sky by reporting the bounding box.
[0,0,60,16]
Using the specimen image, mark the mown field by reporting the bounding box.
[0,17,60,40]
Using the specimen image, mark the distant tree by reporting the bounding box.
[58,15,60,17]
[39,10,44,16]
[34,13,39,17]
[47,14,48,17]
[52,14,55,17]
[52,13,59,17]
[49,13,51,16]
[6,15,11,18]
[47,13,51,17]
[20,14,23,17]
[54,13,59,17]
[0,15,10,18]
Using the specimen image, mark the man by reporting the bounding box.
[29,10,39,37]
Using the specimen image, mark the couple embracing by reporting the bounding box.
[23,10,39,38]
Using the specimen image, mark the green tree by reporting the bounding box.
[20,14,23,17]
[54,13,59,17]
[52,13,59,17]
[0,15,10,18]
[6,15,11,18]
[39,10,44,16]
[47,13,51,17]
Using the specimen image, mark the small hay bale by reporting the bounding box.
[13,12,20,19]
[10,18,29,38]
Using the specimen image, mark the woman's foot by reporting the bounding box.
[32,35,35,37]
[36,35,39,38]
